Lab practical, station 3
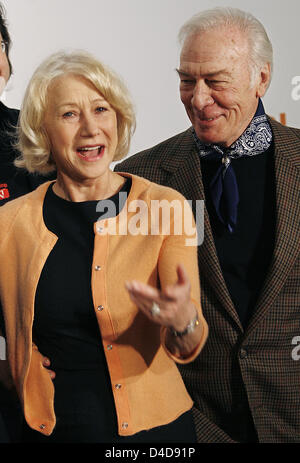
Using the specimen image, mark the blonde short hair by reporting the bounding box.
[15,50,136,174]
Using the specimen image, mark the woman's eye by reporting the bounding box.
[96,107,107,113]
[62,111,74,118]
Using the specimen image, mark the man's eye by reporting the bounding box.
[207,80,225,86]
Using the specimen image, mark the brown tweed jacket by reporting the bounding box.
[115,118,300,443]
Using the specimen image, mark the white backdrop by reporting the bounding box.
[2,0,300,159]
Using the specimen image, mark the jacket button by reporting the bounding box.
[239,348,248,359]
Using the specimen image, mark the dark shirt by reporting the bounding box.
[33,179,131,369]
[201,144,276,328]
[32,180,131,441]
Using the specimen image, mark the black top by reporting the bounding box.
[32,180,132,439]
[201,144,276,328]
[33,178,131,369]
[0,102,54,206]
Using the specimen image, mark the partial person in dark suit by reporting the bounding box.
[0,3,54,442]
[116,7,300,443]
[0,4,52,206]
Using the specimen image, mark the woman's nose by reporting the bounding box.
[80,115,99,137]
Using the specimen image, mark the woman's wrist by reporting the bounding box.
[169,311,199,338]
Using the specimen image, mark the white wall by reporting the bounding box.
[2,0,300,159]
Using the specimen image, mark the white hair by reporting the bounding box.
[178,7,273,88]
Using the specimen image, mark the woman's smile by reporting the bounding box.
[76,144,105,161]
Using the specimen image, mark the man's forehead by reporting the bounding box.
[180,27,249,62]
[177,67,232,79]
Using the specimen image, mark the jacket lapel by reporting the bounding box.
[159,120,299,333]
[245,119,300,334]
[160,128,242,330]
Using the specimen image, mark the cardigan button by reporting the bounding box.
[39,424,46,430]
[107,345,113,351]
[97,226,104,233]
[122,422,128,429]
[115,384,122,389]
[95,265,102,271]
[97,305,104,311]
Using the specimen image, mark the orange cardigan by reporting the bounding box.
[0,173,208,436]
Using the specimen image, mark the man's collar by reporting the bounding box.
[193,98,273,159]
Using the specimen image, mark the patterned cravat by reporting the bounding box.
[193,99,272,232]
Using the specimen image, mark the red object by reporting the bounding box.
[0,187,9,200]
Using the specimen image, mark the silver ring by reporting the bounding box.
[151,302,161,317]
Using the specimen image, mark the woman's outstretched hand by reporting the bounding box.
[125,264,204,358]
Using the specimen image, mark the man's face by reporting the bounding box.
[0,33,10,86]
[178,27,270,147]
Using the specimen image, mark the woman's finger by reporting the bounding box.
[125,280,160,300]
[42,356,50,367]
[42,356,56,380]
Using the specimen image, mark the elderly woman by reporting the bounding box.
[0,51,208,443]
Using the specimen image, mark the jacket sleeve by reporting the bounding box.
[156,194,208,363]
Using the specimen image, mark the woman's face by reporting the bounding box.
[43,73,118,183]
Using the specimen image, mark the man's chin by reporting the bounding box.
[194,129,222,146]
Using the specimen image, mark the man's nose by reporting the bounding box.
[80,114,99,137]
[191,81,214,111]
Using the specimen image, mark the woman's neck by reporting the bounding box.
[53,171,126,202]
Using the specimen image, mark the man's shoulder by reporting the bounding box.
[127,173,187,206]
[269,117,300,140]
[0,102,19,127]
[115,127,194,172]
[268,117,300,167]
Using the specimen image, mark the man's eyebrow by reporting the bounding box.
[176,69,192,77]
[175,68,230,78]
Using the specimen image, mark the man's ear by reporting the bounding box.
[256,62,271,98]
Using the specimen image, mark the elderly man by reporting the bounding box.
[116,8,300,443]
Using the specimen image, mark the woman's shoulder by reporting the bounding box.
[0,191,29,218]
[0,181,52,223]
[125,173,187,203]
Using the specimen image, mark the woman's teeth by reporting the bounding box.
[78,146,102,157]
